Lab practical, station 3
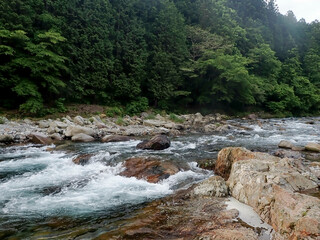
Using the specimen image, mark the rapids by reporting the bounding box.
[0,117,319,239]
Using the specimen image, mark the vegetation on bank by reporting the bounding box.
[0,0,320,117]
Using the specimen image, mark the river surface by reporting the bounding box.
[0,117,319,239]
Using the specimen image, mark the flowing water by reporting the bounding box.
[0,117,319,239]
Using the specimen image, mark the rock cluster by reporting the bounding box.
[0,112,232,146]
[217,147,320,240]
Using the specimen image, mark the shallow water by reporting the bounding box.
[0,117,319,239]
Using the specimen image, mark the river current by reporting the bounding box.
[0,117,319,239]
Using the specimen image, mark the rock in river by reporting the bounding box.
[136,135,170,150]
[120,157,179,183]
[101,135,131,143]
[305,142,320,152]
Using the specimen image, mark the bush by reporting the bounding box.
[125,97,149,116]
[169,113,184,123]
[105,106,123,117]
[115,117,126,126]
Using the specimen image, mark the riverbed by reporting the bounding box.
[0,117,319,239]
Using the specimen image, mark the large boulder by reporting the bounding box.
[225,147,319,239]
[120,157,180,183]
[102,135,131,143]
[305,142,320,152]
[65,125,95,137]
[29,133,53,145]
[71,133,94,142]
[136,135,170,150]
[193,176,228,197]
[214,147,255,180]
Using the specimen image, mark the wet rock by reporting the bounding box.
[72,154,93,165]
[29,133,53,145]
[274,149,302,159]
[305,142,320,152]
[71,133,94,142]
[0,134,14,143]
[99,183,260,240]
[193,176,228,197]
[215,147,255,180]
[226,148,319,239]
[101,135,131,143]
[65,125,95,137]
[120,157,179,183]
[278,140,295,149]
[137,135,170,150]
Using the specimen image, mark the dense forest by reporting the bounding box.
[0,0,319,116]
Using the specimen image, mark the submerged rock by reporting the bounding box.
[136,135,170,150]
[72,154,93,165]
[120,157,179,183]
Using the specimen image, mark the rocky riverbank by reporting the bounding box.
[0,113,232,145]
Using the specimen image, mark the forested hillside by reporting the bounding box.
[0,0,319,116]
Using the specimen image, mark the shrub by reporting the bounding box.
[125,97,149,116]
[105,106,123,117]
[169,113,184,123]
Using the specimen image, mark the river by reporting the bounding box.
[0,117,319,239]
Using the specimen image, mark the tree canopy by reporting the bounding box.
[0,0,319,116]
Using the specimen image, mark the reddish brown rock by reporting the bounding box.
[29,133,53,145]
[72,154,93,165]
[95,187,260,240]
[215,147,255,180]
[271,185,320,239]
[136,135,170,150]
[101,135,131,143]
[120,157,179,183]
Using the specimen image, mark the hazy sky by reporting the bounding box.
[276,0,319,23]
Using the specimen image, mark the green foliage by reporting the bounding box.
[54,98,67,113]
[115,117,125,126]
[125,97,149,116]
[105,107,123,118]
[169,113,184,123]
[0,0,319,116]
